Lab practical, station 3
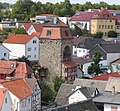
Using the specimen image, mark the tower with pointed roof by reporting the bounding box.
[39,18,76,82]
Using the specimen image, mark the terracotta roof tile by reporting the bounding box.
[1,79,32,100]
[40,19,72,39]
[0,88,6,110]
[22,23,32,30]
[92,8,116,19]
[0,60,34,78]
[32,24,43,33]
[0,60,15,75]
[70,12,99,21]
[3,34,36,44]
[92,72,120,81]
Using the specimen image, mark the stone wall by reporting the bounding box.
[39,38,73,82]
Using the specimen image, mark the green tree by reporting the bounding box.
[108,30,117,38]
[93,32,103,38]
[53,76,66,92]
[71,25,82,36]
[12,27,27,34]
[88,52,103,75]
[38,80,55,105]
[16,55,31,66]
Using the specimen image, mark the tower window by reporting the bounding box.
[46,30,52,36]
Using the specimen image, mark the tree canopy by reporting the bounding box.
[0,0,120,21]
[88,52,103,75]
[107,30,117,38]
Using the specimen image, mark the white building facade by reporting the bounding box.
[0,44,10,60]
[3,35,39,61]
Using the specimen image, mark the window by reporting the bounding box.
[79,50,81,52]
[34,47,36,51]
[4,53,7,57]
[74,51,77,54]
[103,14,109,17]
[111,25,113,29]
[27,55,31,58]
[65,30,69,36]
[27,74,32,78]
[110,20,112,22]
[83,50,85,53]
[46,30,52,36]
[34,55,36,58]
[102,25,104,29]
[33,40,36,44]
[99,25,101,29]
[28,98,30,104]
[105,32,107,36]
[105,25,107,29]
[5,98,7,103]
[28,48,31,51]
[108,25,110,29]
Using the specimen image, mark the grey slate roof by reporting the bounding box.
[91,43,120,53]
[72,57,92,65]
[105,77,120,93]
[73,37,106,49]
[74,78,107,91]
[47,99,99,111]
[93,90,120,105]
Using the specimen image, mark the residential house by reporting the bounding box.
[27,23,43,36]
[73,37,106,57]
[3,34,39,61]
[89,43,120,65]
[0,21,17,31]
[35,14,58,23]
[73,57,92,75]
[73,57,107,75]
[0,44,10,60]
[91,8,120,37]
[111,58,120,72]
[74,77,120,111]
[25,77,41,110]
[0,60,34,79]
[69,11,99,30]
[0,88,13,111]
[62,60,77,83]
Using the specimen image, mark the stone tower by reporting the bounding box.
[39,18,73,82]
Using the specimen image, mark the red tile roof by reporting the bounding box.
[3,34,36,44]
[0,88,6,110]
[70,12,99,21]
[40,19,72,39]
[92,72,120,81]
[62,60,77,68]
[0,60,15,75]
[32,24,43,33]
[92,8,116,19]
[0,60,34,78]
[22,23,32,30]
[15,62,34,78]
[1,78,32,100]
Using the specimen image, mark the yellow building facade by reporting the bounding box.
[91,9,120,37]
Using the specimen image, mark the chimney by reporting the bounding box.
[112,86,116,95]
[53,17,57,24]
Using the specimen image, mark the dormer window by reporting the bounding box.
[46,30,52,36]
[33,40,36,44]
[103,14,109,17]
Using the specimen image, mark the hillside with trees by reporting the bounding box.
[0,0,120,21]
